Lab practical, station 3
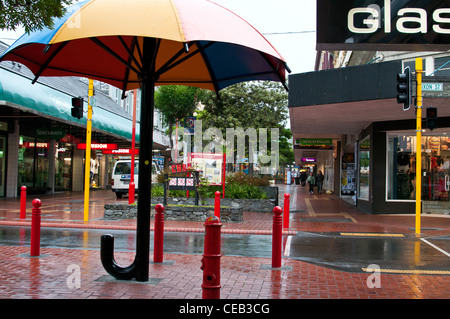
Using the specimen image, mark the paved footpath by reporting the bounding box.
[0,185,449,300]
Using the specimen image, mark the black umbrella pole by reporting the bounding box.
[135,77,155,282]
[135,37,158,282]
[100,38,156,282]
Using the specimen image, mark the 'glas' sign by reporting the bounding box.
[317,0,450,51]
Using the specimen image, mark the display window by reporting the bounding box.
[358,136,370,201]
[387,134,450,205]
[18,136,49,189]
[18,135,73,192]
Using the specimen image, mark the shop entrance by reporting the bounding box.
[422,136,450,214]
[387,134,450,215]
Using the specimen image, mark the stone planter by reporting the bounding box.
[104,202,243,223]
[104,185,278,223]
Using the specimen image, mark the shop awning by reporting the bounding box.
[289,61,450,137]
[0,67,138,142]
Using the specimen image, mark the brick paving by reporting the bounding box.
[0,185,449,300]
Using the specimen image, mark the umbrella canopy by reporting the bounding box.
[0,0,288,92]
[0,0,289,282]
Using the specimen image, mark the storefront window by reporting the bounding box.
[55,144,73,191]
[358,136,370,201]
[387,134,450,202]
[18,136,49,189]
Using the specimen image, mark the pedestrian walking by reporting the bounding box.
[306,172,315,194]
[300,171,307,186]
[316,170,324,194]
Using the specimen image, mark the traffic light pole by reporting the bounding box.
[83,79,94,223]
[415,58,423,236]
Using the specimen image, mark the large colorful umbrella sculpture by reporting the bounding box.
[0,0,289,281]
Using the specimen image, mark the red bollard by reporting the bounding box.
[128,181,135,205]
[20,186,27,220]
[214,191,221,218]
[201,216,222,299]
[153,204,165,263]
[272,206,283,268]
[283,193,290,229]
[30,199,42,257]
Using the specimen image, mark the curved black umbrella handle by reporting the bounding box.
[100,234,136,280]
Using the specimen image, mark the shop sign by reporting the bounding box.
[301,157,317,163]
[22,142,48,148]
[317,0,450,51]
[77,143,118,150]
[102,148,139,155]
[295,138,333,150]
[35,127,66,140]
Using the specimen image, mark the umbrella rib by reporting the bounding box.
[32,42,69,84]
[258,51,289,91]
[31,64,134,84]
[149,38,161,78]
[117,36,143,71]
[119,36,139,98]
[90,37,141,76]
[196,41,220,93]
[156,41,215,77]
[155,42,194,77]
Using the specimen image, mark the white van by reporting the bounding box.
[111,159,161,199]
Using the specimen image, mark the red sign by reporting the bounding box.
[77,143,118,150]
[102,149,139,155]
[21,142,48,148]
[170,163,193,173]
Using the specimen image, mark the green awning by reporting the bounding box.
[0,67,139,142]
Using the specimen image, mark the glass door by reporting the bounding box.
[422,136,450,214]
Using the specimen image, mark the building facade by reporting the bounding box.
[0,41,170,198]
[289,50,450,214]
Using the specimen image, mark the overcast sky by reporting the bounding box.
[212,0,317,74]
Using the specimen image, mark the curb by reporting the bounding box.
[0,220,297,236]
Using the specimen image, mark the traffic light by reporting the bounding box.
[426,107,437,131]
[396,66,411,111]
[71,97,84,119]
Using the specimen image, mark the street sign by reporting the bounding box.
[422,83,443,92]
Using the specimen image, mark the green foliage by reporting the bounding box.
[0,0,73,33]
[154,85,204,149]
[226,171,270,186]
[152,171,269,200]
[198,81,288,133]
[225,183,268,200]
[151,184,193,198]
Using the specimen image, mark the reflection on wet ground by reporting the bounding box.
[1,226,449,274]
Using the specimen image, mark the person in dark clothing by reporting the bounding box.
[300,171,307,186]
[316,170,324,193]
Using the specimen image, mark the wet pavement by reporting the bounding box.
[0,185,449,299]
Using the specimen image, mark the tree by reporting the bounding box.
[154,85,203,151]
[199,81,288,131]
[198,81,289,174]
[0,0,73,33]
[278,126,295,166]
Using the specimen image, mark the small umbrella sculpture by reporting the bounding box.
[0,0,290,281]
